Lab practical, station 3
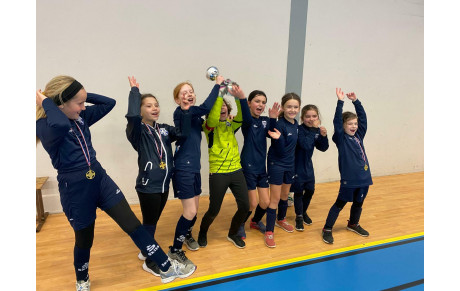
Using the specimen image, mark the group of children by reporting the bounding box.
[36,75,372,290]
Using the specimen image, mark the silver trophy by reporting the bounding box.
[206,66,237,96]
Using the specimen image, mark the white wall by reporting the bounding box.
[36,0,423,213]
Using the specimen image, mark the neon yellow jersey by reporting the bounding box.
[203,96,243,173]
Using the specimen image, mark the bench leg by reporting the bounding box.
[36,189,49,232]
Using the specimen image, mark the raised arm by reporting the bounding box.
[332,88,345,144]
[80,92,116,127]
[228,85,251,131]
[204,96,224,129]
[125,76,143,150]
[347,92,367,139]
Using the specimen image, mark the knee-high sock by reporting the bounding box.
[129,225,170,272]
[74,246,90,281]
[187,215,197,235]
[293,192,303,216]
[173,215,192,251]
[349,205,363,225]
[251,205,267,223]
[324,204,343,230]
[277,199,288,221]
[266,207,277,232]
[243,211,252,223]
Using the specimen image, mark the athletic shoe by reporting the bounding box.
[198,232,207,248]
[237,223,246,239]
[249,220,266,233]
[322,229,334,244]
[138,251,147,261]
[185,233,200,251]
[227,234,246,248]
[303,213,312,225]
[264,231,276,248]
[76,278,90,291]
[295,216,304,232]
[275,219,294,233]
[142,260,160,277]
[347,223,369,237]
[159,259,196,284]
[168,247,194,266]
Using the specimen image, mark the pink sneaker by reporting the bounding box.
[275,219,294,233]
[265,231,276,248]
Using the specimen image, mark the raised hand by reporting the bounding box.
[128,76,139,88]
[268,102,281,119]
[346,92,357,101]
[319,126,327,137]
[268,128,281,139]
[216,75,225,85]
[36,89,47,107]
[336,88,345,100]
[228,84,245,99]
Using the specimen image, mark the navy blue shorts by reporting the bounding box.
[57,162,125,231]
[172,170,202,199]
[267,162,294,185]
[243,171,269,190]
[337,186,369,203]
[290,179,315,193]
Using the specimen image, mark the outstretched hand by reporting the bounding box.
[268,128,281,139]
[268,102,281,119]
[128,76,139,88]
[228,84,245,99]
[336,88,345,100]
[346,92,357,101]
[216,75,225,85]
[36,89,47,107]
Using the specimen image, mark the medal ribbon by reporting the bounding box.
[73,121,91,169]
[144,123,163,161]
[353,136,367,164]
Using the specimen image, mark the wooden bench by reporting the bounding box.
[36,177,49,232]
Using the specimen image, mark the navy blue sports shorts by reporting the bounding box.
[172,170,202,199]
[243,171,269,190]
[267,162,294,185]
[337,185,369,202]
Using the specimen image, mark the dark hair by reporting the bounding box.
[279,92,301,118]
[248,90,267,102]
[301,104,321,122]
[342,111,357,124]
[140,93,158,106]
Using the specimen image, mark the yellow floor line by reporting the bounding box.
[138,232,424,291]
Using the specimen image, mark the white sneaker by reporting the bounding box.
[76,278,90,291]
[160,259,196,284]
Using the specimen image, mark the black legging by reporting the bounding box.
[199,170,249,236]
[137,191,168,226]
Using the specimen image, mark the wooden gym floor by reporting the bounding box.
[36,172,423,291]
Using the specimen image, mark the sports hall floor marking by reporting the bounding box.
[137,232,424,291]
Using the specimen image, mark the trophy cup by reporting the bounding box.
[206,66,237,96]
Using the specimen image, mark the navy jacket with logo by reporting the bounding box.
[267,116,299,170]
[332,99,373,188]
[294,124,329,185]
[36,93,115,173]
[125,87,191,194]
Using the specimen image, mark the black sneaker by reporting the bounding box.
[347,223,369,237]
[227,234,246,249]
[322,229,334,244]
[142,260,160,277]
[198,232,207,248]
[295,216,304,231]
[303,213,312,225]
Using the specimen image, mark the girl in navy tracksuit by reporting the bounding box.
[322,88,372,244]
[125,76,191,275]
[36,76,194,288]
[238,90,279,238]
[169,76,225,262]
[264,93,301,248]
[291,104,329,232]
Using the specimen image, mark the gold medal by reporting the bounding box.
[86,169,96,179]
[364,164,368,171]
[159,161,166,170]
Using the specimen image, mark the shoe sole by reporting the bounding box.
[185,242,200,251]
[178,265,196,279]
[264,240,276,248]
[322,238,334,244]
[275,222,294,233]
[142,262,160,277]
[227,236,246,249]
[346,227,369,237]
[303,221,312,225]
[295,227,304,232]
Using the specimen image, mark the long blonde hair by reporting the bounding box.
[36,75,77,144]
